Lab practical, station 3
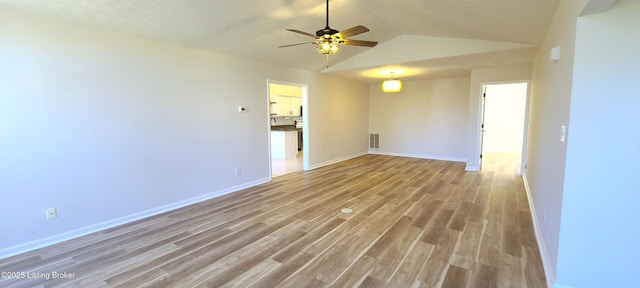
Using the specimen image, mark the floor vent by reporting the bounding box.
[369,133,379,149]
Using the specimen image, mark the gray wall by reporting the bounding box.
[369,77,470,162]
[526,0,588,285]
[0,8,369,256]
[556,0,640,286]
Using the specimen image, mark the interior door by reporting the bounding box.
[479,86,487,170]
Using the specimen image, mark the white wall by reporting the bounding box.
[0,8,369,257]
[483,83,528,154]
[555,0,639,287]
[525,0,588,285]
[369,77,469,161]
[466,64,533,170]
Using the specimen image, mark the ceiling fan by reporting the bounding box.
[279,0,378,56]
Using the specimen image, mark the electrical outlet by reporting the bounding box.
[46,208,57,220]
[235,168,241,176]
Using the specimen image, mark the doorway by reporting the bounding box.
[479,82,528,174]
[267,80,309,177]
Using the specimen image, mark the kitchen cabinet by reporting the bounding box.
[276,95,302,116]
[269,101,278,117]
[271,130,298,160]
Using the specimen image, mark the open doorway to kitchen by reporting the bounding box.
[267,80,309,177]
[479,82,529,175]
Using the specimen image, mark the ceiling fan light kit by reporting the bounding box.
[316,36,341,54]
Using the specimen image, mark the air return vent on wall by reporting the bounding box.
[369,133,379,149]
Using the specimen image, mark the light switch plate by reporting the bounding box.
[551,46,561,62]
[560,125,566,142]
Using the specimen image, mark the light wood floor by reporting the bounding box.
[0,153,546,288]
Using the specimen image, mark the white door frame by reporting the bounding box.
[476,80,531,175]
[266,79,310,178]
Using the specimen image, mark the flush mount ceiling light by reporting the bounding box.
[382,72,403,93]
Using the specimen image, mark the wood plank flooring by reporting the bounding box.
[0,153,546,288]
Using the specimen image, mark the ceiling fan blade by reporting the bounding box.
[342,39,378,47]
[278,42,315,48]
[286,29,317,38]
[338,25,370,38]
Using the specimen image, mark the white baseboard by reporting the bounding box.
[522,174,555,288]
[307,152,368,170]
[368,150,466,163]
[465,165,479,171]
[0,177,270,260]
[553,284,573,288]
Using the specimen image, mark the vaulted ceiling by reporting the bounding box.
[0,0,561,83]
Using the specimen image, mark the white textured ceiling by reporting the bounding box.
[0,0,561,82]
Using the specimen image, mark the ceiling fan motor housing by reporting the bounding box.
[316,27,340,37]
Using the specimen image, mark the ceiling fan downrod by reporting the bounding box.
[317,0,339,37]
[325,0,330,29]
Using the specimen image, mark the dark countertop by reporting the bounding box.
[271,125,301,131]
